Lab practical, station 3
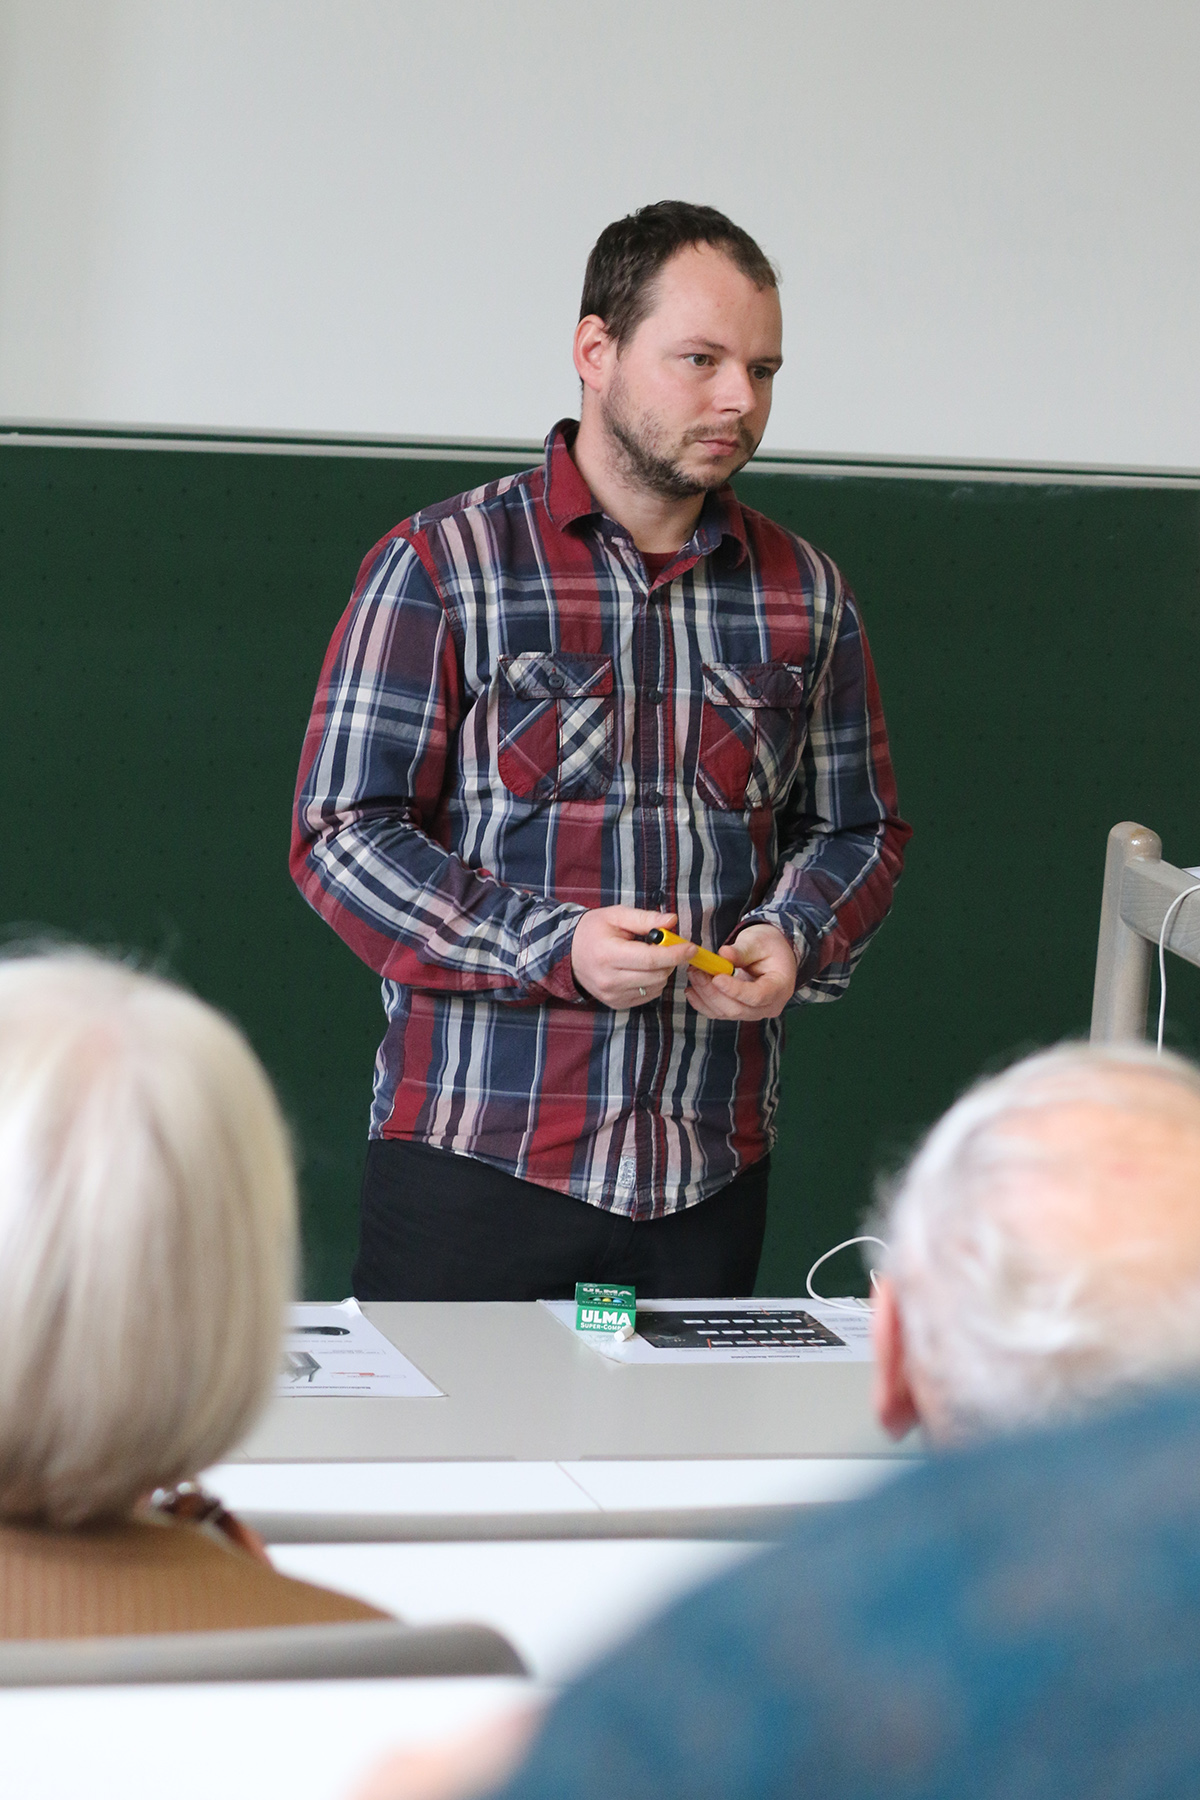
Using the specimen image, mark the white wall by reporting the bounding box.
[0,0,1196,465]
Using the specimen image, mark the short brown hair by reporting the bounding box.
[580,201,778,349]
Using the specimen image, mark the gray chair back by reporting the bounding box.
[1091,822,1200,1041]
[0,1618,527,1686]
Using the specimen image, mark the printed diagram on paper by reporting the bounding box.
[277,1300,443,1397]
[540,1297,873,1363]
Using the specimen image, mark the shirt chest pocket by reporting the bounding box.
[695,661,807,810]
[497,652,615,801]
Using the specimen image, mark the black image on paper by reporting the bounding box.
[635,1309,846,1349]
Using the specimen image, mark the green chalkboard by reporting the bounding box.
[2,432,1197,1297]
[746,470,1200,1294]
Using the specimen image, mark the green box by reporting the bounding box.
[575,1282,636,1334]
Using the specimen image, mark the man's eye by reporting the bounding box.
[751,366,776,382]
[686,354,712,367]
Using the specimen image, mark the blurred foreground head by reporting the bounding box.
[874,1043,1200,1443]
[0,951,296,1524]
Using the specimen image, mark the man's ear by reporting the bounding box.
[573,314,615,394]
[871,1276,921,1440]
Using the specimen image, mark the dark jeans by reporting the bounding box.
[352,1138,771,1301]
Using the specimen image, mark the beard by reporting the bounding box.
[600,372,757,501]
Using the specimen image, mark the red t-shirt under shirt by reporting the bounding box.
[641,550,675,583]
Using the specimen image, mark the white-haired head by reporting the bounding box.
[0,950,297,1524]
[877,1041,1200,1442]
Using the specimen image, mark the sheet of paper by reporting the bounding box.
[277,1299,443,1397]
[540,1296,873,1363]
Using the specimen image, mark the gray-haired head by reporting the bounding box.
[0,950,297,1524]
[877,1042,1200,1441]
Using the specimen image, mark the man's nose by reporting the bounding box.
[713,364,757,414]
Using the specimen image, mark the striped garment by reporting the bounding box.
[291,422,910,1219]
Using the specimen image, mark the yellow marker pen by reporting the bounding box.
[644,928,736,977]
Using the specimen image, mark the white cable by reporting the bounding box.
[805,890,1198,1315]
[806,1235,888,1312]
[1157,884,1200,1054]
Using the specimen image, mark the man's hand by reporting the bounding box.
[685,923,798,1021]
[571,907,696,1010]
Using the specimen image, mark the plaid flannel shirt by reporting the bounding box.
[291,422,910,1219]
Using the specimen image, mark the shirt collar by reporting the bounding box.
[542,419,750,566]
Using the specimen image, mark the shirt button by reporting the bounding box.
[643,790,663,807]
[647,688,663,705]
[546,670,566,692]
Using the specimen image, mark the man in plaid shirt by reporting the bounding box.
[292,201,909,1300]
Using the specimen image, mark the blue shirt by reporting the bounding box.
[492,1383,1200,1798]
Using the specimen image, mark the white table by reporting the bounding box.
[0,1675,535,1800]
[211,1301,914,1539]
[236,1301,902,1465]
[271,1536,761,1683]
[201,1301,917,1680]
[206,1453,907,1539]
